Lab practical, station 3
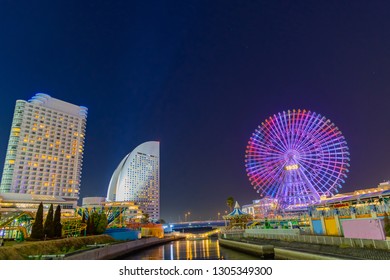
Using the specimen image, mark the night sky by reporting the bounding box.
[1,1,390,221]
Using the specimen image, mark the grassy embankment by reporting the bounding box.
[0,235,116,260]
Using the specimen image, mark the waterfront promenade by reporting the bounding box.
[66,232,390,260]
[65,235,184,260]
[220,228,390,260]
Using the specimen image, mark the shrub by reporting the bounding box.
[0,235,116,259]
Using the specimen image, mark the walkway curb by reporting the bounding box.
[218,237,274,259]
[65,236,183,260]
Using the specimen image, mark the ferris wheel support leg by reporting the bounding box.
[299,170,321,202]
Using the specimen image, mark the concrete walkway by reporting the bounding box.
[65,236,184,260]
[242,237,390,260]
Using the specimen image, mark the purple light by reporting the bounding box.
[245,109,350,208]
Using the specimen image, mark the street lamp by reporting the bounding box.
[218,212,220,220]
[187,212,191,222]
[184,213,188,222]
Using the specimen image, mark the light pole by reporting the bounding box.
[188,212,191,222]
[218,212,220,220]
[184,213,187,222]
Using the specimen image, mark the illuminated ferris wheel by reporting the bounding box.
[245,109,350,208]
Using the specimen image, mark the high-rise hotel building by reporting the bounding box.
[0,93,87,207]
[106,141,160,221]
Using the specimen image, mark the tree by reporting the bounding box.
[86,213,94,235]
[81,210,86,224]
[30,202,44,239]
[95,212,108,234]
[141,213,150,224]
[226,196,235,212]
[85,212,108,235]
[43,204,54,238]
[53,205,62,238]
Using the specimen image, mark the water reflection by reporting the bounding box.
[123,238,260,260]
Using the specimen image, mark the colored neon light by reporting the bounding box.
[245,109,350,208]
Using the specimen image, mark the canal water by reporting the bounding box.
[122,237,261,260]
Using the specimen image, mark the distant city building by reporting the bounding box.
[106,141,160,221]
[0,93,87,207]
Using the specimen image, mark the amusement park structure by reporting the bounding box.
[245,109,350,209]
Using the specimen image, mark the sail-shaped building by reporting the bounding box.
[106,141,160,221]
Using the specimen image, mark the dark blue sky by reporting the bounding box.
[1,1,390,221]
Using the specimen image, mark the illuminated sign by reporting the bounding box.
[285,164,299,171]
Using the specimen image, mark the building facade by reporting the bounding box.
[106,141,160,221]
[0,93,87,207]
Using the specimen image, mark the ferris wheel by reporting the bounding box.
[245,109,350,208]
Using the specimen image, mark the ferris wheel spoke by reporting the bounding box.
[261,120,289,152]
[273,113,291,150]
[253,163,285,191]
[292,110,309,150]
[298,155,346,167]
[295,110,317,146]
[252,132,286,154]
[298,156,343,188]
[290,110,302,151]
[285,111,294,150]
[247,146,284,160]
[307,165,345,190]
[313,127,345,147]
[276,112,292,150]
[269,114,290,151]
[248,143,285,156]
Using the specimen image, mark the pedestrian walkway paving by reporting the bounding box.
[242,237,390,260]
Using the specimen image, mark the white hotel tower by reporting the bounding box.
[0,93,87,206]
[106,141,160,221]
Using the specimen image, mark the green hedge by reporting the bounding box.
[0,235,116,260]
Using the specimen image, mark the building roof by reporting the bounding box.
[224,201,250,219]
[316,188,390,206]
[0,193,67,203]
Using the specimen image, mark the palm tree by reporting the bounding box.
[226,196,234,212]
[141,213,150,224]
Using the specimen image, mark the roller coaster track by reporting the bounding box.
[0,211,34,228]
[1,226,28,240]
[0,212,34,240]
[61,217,87,237]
